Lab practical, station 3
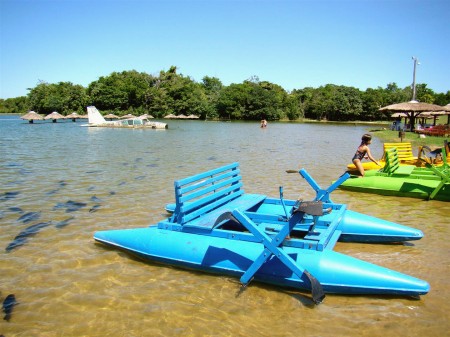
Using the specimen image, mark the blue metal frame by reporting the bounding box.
[299,169,350,203]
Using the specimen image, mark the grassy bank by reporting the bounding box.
[293,118,448,149]
[369,129,448,149]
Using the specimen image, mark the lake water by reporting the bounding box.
[1,116,448,337]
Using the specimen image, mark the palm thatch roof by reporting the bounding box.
[120,114,136,119]
[65,112,83,122]
[21,111,44,122]
[419,106,450,124]
[65,112,82,119]
[379,100,444,113]
[419,110,450,116]
[163,113,199,119]
[138,114,154,119]
[44,111,65,122]
[104,113,119,119]
[380,100,447,131]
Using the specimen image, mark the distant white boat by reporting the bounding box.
[84,106,167,129]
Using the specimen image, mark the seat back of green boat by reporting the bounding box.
[167,162,266,228]
[378,148,415,177]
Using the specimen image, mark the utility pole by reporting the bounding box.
[411,57,420,101]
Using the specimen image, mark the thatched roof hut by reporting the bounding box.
[380,101,444,113]
[44,111,65,123]
[120,114,136,119]
[104,113,119,120]
[65,112,82,122]
[419,108,450,125]
[138,114,154,119]
[443,104,450,123]
[21,111,44,123]
[379,100,446,131]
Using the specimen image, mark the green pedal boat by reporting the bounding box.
[340,147,450,201]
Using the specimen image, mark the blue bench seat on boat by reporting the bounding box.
[162,162,266,230]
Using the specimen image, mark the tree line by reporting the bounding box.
[1,66,449,121]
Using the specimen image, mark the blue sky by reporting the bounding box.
[1,0,449,99]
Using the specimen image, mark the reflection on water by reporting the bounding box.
[0,116,449,336]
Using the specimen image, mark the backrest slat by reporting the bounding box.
[175,163,240,187]
[178,173,241,203]
[177,169,241,195]
[171,162,243,225]
[381,147,400,175]
[180,181,243,213]
[180,188,244,224]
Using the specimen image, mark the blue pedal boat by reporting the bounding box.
[94,163,429,303]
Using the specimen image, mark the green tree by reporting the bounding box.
[57,82,89,113]
[414,83,435,103]
[329,86,363,121]
[384,82,409,104]
[303,85,336,120]
[299,85,364,121]
[434,90,450,106]
[0,96,29,114]
[201,76,223,119]
[87,70,152,113]
[143,85,170,118]
[28,81,87,115]
[284,94,302,120]
[216,79,291,121]
[7,66,448,121]
[216,83,247,120]
[258,81,290,120]
[362,87,388,120]
[155,66,208,118]
[291,87,315,120]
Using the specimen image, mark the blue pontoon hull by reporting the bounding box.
[165,200,424,243]
[94,226,429,296]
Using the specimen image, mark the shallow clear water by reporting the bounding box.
[0,116,448,336]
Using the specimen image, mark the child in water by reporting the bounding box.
[352,134,380,177]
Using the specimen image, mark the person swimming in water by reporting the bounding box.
[352,134,381,177]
